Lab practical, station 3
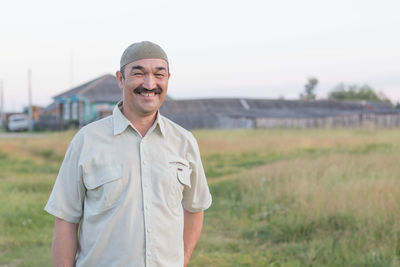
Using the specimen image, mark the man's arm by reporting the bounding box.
[183,210,204,267]
[52,217,79,267]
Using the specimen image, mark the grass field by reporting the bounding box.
[1,129,400,266]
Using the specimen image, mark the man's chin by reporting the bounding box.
[123,96,165,117]
[137,103,161,116]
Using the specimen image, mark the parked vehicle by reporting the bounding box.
[7,114,30,131]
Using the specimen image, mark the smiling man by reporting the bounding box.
[45,41,212,267]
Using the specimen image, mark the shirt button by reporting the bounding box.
[142,160,146,165]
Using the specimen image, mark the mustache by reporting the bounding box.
[133,86,163,95]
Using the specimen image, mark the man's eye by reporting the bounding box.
[155,73,165,77]
[133,73,144,76]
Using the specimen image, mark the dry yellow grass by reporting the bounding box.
[2,128,400,266]
[237,144,400,222]
[0,131,75,163]
[196,128,400,156]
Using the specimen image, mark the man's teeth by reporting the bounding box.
[140,92,156,97]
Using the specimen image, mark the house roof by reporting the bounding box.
[54,74,122,103]
[160,98,399,119]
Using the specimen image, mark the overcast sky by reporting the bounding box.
[1,0,399,111]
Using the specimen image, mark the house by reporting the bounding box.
[53,74,122,126]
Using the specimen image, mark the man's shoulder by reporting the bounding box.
[160,114,196,142]
[81,115,113,132]
[71,116,113,145]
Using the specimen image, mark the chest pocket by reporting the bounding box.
[83,164,124,214]
[168,157,192,210]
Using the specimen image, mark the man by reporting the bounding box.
[45,41,212,267]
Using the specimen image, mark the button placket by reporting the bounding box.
[140,139,152,264]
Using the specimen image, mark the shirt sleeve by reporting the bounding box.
[44,141,85,223]
[182,135,212,212]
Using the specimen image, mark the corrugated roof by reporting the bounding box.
[54,74,122,102]
[161,98,245,113]
[160,98,399,119]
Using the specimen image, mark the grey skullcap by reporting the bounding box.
[120,41,168,68]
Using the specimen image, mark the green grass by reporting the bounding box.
[0,158,55,265]
[1,128,400,266]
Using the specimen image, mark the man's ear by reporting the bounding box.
[116,71,124,89]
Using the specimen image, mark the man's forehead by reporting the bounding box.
[127,58,168,70]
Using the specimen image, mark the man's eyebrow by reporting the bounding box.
[155,67,167,72]
[129,65,167,72]
[130,65,145,72]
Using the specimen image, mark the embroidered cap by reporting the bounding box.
[120,41,169,69]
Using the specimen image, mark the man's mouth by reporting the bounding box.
[140,92,156,97]
[134,86,162,96]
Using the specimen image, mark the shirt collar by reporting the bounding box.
[113,101,165,137]
[154,111,166,137]
[113,102,130,136]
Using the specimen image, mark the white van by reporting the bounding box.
[8,114,30,131]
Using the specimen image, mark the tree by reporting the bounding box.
[300,77,318,100]
[328,83,391,104]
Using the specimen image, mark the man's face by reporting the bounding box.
[116,58,170,117]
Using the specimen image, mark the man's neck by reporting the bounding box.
[121,103,157,137]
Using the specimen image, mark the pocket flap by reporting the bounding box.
[177,167,191,188]
[169,156,189,167]
[84,165,123,190]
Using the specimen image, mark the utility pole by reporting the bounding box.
[28,69,33,131]
[70,49,74,88]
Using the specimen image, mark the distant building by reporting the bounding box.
[23,105,42,121]
[52,74,122,126]
[43,73,400,130]
[41,102,57,117]
[161,98,400,129]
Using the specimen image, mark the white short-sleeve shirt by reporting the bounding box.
[45,103,212,267]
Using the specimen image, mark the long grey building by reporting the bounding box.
[42,74,400,130]
[161,98,400,129]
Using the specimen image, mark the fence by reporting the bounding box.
[255,113,400,129]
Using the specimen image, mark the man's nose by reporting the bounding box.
[143,74,156,89]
